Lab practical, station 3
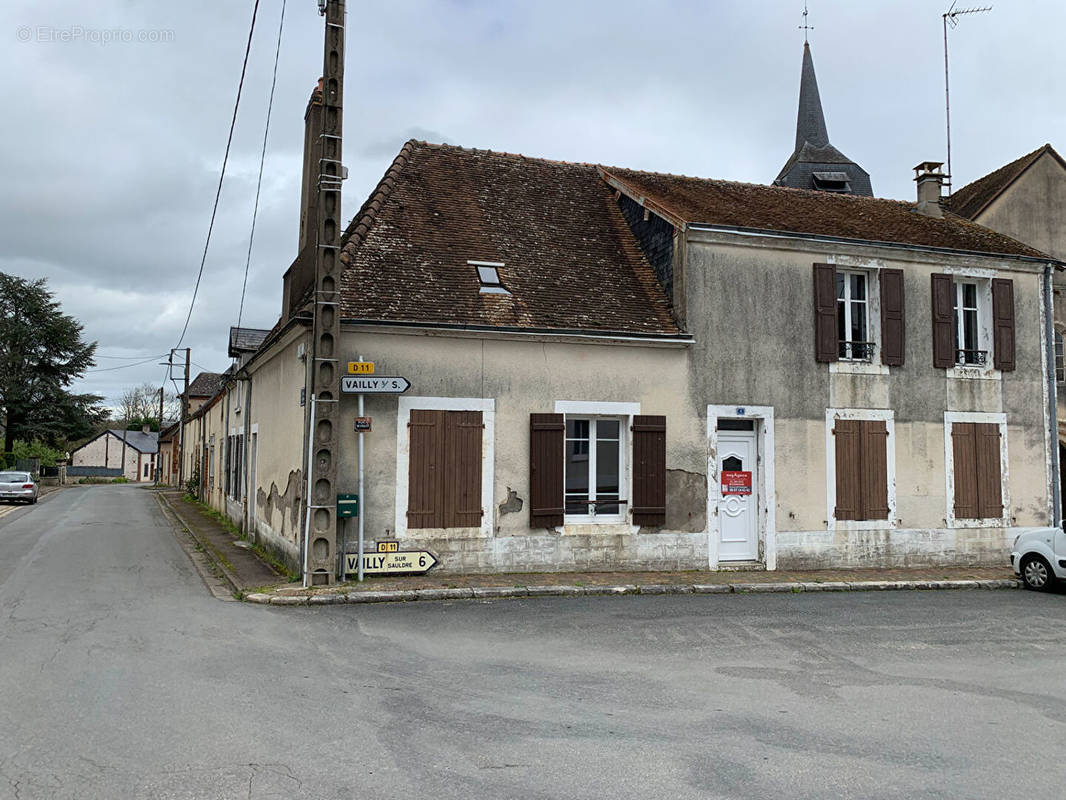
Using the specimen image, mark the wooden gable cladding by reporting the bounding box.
[951,422,1004,520]
[930,273,955,369]
[991,278,1016,371]
[529,413,565,527]
[833,418,889,521]
[407,409,484,529]
[879,269,905,366]
[631,415,666,526]
[813,263,838,362]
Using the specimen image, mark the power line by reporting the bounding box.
[95,352,169,360]
[174,0,262,350]
[84,356,165,373]
[237,0,286,331]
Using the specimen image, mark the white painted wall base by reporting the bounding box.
[775,526,1029,570]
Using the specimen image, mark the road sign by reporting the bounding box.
[340,376,411,394]
[348,361,375,374]
[376,540,398,552]
[337,493,359,518]
[345,550,438,576]
[354,416,372,432]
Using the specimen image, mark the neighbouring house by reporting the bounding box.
[70,427,159,482]
[157,422,180,486]
[180,42,1063,582]
[945,143,1066,481]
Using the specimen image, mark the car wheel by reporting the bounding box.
[1021,555,1055,591]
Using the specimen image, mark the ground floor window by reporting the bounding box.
[832,418,890,521]
[950,422,1004,520]
[406,409,483,529]
[564,417,623,519]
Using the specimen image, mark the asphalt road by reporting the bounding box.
[1,485,1065,799]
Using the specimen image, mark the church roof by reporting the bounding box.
[774,43,872,197]
[945,143,1066,220]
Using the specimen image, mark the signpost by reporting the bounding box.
[345,550,438,576]
[340,376,410,394]
[344,361,413,582]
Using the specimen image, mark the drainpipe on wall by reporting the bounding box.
[1044,263,1061,526]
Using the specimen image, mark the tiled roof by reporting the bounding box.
[945,144,1065,220]
[601,167,1045,258]
[186,372,224,398]
[106,429,158,454]
[337,141,682,337]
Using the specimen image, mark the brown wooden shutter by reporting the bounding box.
[951,422,979,520]
[975,422,1004,519]
[833,420,862,520]
[813,263,839,362]
[991,278,1016,371]
[632,415,666,526]
[860,421,890,520]
[529,413,564,527]
[407,409,444,528]
[931,273,955,368]
[880,269,905,366]
[444,411,483,528]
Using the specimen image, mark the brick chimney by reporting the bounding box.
[142,423,151,434]
[913,161,946,218]
[298,79,324,252]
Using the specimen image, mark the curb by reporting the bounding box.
[243,577,1021,606]
[157,493,242,596]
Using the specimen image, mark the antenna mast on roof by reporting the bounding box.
[942,2,991,195]
[799,1,814,43]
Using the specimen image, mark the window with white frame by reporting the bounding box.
[564,417,623,519]
[953,279,988,366]
[836,270,873,360]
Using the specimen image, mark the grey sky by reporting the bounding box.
[3,0,1063,409]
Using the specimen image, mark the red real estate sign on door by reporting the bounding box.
[721,471,752,495]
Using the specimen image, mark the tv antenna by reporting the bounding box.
[942,2,991,194]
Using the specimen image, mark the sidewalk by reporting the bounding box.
[156,491,1020,604]
[158,491,287,594]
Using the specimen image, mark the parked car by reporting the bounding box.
[1011,526,1066,591]
[0,472,39,504]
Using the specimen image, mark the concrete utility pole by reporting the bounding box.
[303,0,346,586]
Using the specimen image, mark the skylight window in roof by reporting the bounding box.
[469,260,510,295]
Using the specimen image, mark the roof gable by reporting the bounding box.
[337,141,681,337]
[947,144,1066,220]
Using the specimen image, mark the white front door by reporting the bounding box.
[718,430,758,561]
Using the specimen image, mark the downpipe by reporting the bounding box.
[1044,263,1061,526]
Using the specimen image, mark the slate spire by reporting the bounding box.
[795,43,829,151]
[775,42,872,196]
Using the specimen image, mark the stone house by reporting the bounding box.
[181,44,1062,583]
[70,428,159,482]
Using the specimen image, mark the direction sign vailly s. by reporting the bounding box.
[340,375,411,394]
[345,550,438,576]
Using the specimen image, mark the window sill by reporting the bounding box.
[403,525,488,540]
[829,519,897,531]
[829,360,889,376]
[948,517,1011,529]
[947,366,1001,381]
[555,522,639,536]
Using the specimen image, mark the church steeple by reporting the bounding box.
[775,42,872,196]
[795,43,829,151]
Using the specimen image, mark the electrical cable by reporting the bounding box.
[237,0,286,332]
[84,356,167,373]
[174,0,261,350]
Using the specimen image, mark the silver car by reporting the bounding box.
[0,472,39,504]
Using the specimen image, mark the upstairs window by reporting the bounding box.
[836,270,872,361]
[953,280,985,366]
